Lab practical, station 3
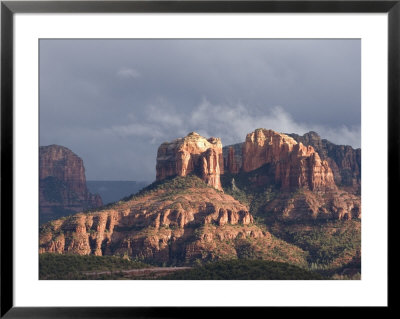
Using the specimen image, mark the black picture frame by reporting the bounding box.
[1,0,396,317]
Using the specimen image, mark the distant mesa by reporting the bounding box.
[39,145,103,224]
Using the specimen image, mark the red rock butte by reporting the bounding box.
[156,132,224,191]
[242,129,337,191]
[39,130,361,264]
[39,145,102,216]
[40,144,88,194]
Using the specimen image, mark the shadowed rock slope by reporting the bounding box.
[287,131,361,194]
[39,145,102,224]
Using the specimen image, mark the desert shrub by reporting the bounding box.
[221,166,279,218]
[96,175,211,211]
[162,259,325,280]
[39,253,150,280]
[269,220,361,268]
[235,240,258,260]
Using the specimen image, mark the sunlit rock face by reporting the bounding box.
[242,129,336,191]
[156,132,224,191]
[39,183,270,265]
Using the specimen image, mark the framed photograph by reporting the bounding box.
[1,0,396,316]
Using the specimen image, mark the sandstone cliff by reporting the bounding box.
[156,132,224,191]
[223,143,243,174]
[264,188,361,221]
[287,131,361,193]
[241,129,336,191]
[39,175,307,266]
[223,131,361,195]
[39,129,362,270]
[39,145,102,223]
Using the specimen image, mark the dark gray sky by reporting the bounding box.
[40,39,361,181]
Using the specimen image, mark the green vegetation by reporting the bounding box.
[132,174,209,197]
[39,167,361,280]
[221,165,279,218]
[269,220,361,272]
[39,214,81,240]
[161,259,325,280]
[39,207,76,225]
[235,239,258,260]
[92,174,213,212]
[39,253,150,280]
[221,168,361,278]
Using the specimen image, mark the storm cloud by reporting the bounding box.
[39,39,361,181]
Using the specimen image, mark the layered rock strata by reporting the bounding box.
[288,131,361,192]
[264,188,361,221]
[242,129,336,191]
[156,132,224,190]
[39,182,307,264]
[40,181,309,265]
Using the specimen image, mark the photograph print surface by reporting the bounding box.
[39,39,361,280]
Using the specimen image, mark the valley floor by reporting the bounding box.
[82,266,192,279]
[39,254,359,280]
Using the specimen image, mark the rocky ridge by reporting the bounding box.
[287,131,361,193]
[39,176,307,266]
[264,188,361,221]
[39,129,361,268]
[221,129,360,221]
